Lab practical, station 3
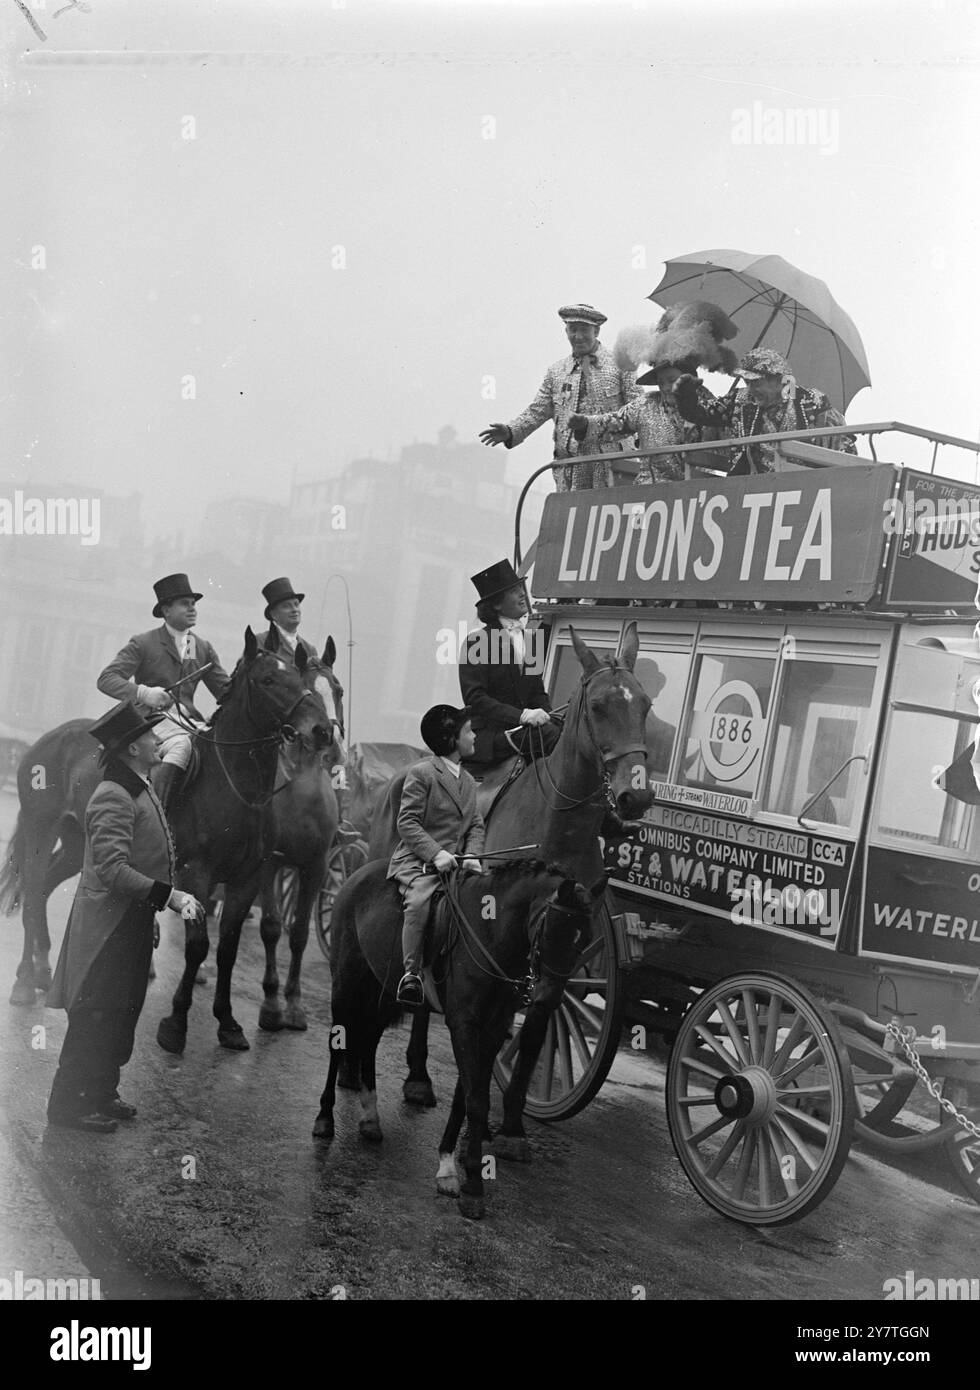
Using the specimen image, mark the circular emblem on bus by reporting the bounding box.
[700,680,764,784]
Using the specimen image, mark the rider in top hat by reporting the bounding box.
[388,705,485,1006]
[480,303,640,492]
[256,577,319,659]
[459,559,559,766]
[46,702,205,1133]
[96,574,230,812]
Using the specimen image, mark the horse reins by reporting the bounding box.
[527,662,648,813]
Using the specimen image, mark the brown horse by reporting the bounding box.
[255,629,345,1033]
[314,858,593,1219]
[363,622,653,1127]
[155,630,332,1052]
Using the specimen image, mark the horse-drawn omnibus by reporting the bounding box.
[496,422,980,1225]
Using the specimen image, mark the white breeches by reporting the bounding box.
[154,717,194,769]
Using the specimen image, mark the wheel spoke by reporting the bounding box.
[772,1111,821,1172]
[776,1046,824,1087]
[775,1102,832,1138]
[741,989,763,1062]
[692,1023,740,1073]
[678,1054,730,1083]
[771,1013,810,1075]
[730,1127,756,1201]
[762,1124,800,1197]
[556,1011,574,1093]
[761,996,783,1068]
[703,1119,746,1178]
[715,999,752,1067]
[687,1111,736,1146]
[758,1129,773,1206]
[678,1093,720,1108]
[560,1000,594,1072]
[562,989,605,1032]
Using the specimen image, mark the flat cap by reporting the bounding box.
[558,303,607,326]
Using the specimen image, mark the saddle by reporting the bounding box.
[461,755,524,823]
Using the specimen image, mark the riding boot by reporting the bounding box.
[152,761,181,814]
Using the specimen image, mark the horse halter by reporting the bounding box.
[529,661,649,812]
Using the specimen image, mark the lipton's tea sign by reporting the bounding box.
[534,466,894,602]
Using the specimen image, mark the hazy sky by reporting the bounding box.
[3,0,980,539]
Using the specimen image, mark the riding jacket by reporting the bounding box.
[97,627,230,721]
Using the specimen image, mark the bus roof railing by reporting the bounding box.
[514,421,980,570]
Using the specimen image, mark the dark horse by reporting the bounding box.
[353,623,653,1157]
[314,858,594,1219]
[1,631,333,1048]
[255,628,345,1033]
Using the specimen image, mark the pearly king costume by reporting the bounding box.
[502,304,640,492]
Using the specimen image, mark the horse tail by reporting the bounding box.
[0,814,24,916]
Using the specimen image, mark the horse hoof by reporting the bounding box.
[156,1018,186,1054]
[257,1008,285,1032]
[283,1006,308,1031]
[338,1061,361,1091]
[35,966,52,992]
[217,1027,250,1051]
[312,1114,335,1141]
[492,1135,532,1164]
[436,1175,460,1199]
[358,1119,383,1143]
[9,979,36,1006]
[458,1195,486,1221]
[403,1080,437,1108]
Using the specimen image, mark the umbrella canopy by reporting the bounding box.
[650,250,871,412]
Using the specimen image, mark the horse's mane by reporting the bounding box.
[475,858,563,886]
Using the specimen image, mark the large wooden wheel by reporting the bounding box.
[945,1110,980,1206]
[666,972,855,1226]
[492,899,625,1121]
[315,837,369,960]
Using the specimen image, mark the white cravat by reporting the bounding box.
[441,757,461,779]
[275,624,300,652]
[166,623,194,662]
[499,613,528,665]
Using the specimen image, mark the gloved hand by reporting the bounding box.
[169,889,205,922]
[433,850,458,874]
[141,686,174,712]
[461,858,482,874]
[520,708,552,728]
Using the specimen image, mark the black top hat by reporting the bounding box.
[90,701,165,762]
[262,577,306,621]
[420,704,471,756]
[470,559,524,604]
[152,573,203,619]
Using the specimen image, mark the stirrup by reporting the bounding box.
[396,972,424,1002]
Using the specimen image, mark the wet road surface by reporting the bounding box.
[2,791,979,1301]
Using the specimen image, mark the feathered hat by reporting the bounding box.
[614,299,739,383]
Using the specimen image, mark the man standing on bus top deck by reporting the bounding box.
[673,347,856,474]
[480,304,640,491]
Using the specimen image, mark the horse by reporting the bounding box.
[254,629,346,1033]
[313,857,594,1219]
[368,622,653,1122]
[155,629,332,1052]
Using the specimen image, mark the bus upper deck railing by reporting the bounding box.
[513,421,980,570]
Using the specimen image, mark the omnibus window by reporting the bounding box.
[678,653,775,798]
[549,641,615,709]
[634,652,689,779]
[876,711,980,854]
[763,662,876,828]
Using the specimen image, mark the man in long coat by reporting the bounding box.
[459,559,559,766]
[480,303,639,491]
[46,702,205,1132]
[97,573,230,810]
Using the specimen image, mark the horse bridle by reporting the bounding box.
[440,872,588,1005]
[528,662,648,812]
[169,656,328,810]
